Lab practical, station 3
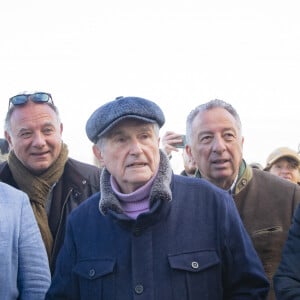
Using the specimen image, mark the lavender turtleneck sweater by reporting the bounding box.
[110,173,157,219]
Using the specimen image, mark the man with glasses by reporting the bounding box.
[0,92,101,274]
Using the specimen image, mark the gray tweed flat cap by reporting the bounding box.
[86,96,165,143]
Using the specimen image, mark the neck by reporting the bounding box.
[211,178,233,190]
[204,173,238,191]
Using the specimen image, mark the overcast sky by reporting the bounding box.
[0,0,299,173]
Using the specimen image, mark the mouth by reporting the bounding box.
[211,158,230,165]
[31,151,49,157]
[126,162,147,168]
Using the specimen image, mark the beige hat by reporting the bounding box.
[265,147,300,170]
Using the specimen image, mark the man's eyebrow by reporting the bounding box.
[108,130,124,137]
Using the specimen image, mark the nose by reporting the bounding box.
[128,138,143,155]
[32,132,46,148]
[212,136,226,154]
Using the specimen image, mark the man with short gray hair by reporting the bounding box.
[185,99,300,300]
[0,91,101,274]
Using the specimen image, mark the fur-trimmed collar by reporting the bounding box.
[99,150,172,215]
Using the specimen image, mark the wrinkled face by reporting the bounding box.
[5,101,63,175]
[187,107,244,190]
[269,158,300,184]
[94,119,160,194]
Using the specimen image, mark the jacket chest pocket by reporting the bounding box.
[73,258,116,300]
[168,250,221,300]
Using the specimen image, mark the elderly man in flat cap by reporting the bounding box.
[47,96,269,299]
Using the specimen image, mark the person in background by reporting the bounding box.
[0,181,50,299]
[273,203,300,298]
[185,99,300,300]
[0,92,100,274]
[0,138,9,162]
[264,147,300,185]
[0,138,9,154]
[161,131,185,159]
[249,162,263,170]
[47,96,269,299]
[161,131,196,176]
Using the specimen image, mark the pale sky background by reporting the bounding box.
[0,0,299,173]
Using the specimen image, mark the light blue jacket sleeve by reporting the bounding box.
[0,182,51,300]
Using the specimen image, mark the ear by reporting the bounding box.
[185,144,193,160]
[240,136,245,149]
[92,144,105,166]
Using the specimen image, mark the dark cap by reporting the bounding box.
[86,96,165,143]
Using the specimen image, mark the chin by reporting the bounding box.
[32,164,50,174]
[213,170,231,179]
[131,174,152,184]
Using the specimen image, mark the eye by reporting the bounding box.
[287,164,297,170]
[223,132,235,141]
[140,133,151,139]
[20,131,32,139]
[200,135,212,143]
[43,127,54,135]
[114,136,126,143]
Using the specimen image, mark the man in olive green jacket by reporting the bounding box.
[185,99,300,300]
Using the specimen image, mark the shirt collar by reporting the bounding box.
[228,175,238,195]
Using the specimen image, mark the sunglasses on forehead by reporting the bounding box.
[8,92,54,109]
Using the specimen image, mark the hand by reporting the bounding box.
[161,131,185,157]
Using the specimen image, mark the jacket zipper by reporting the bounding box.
[50,187,73,264]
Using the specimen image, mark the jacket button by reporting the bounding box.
[241,179,247,185]
[133,229,141,236]
[89,269,95,277]
[134,284,144,294]
[191,261,199,269]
